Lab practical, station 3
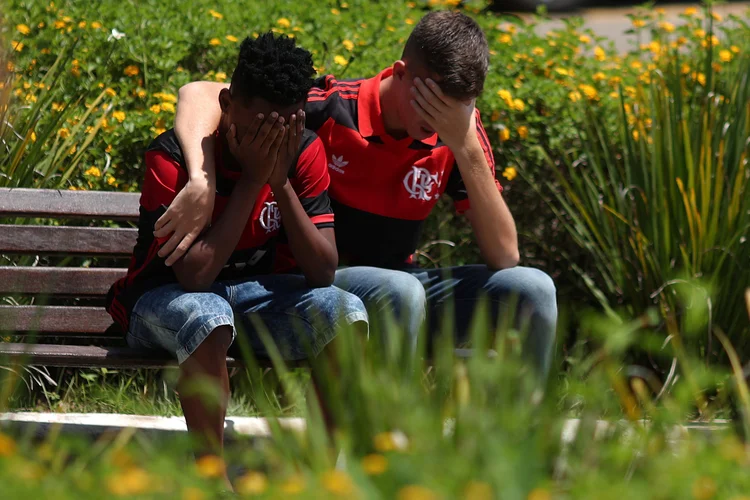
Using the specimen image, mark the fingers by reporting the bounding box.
[288,113,298,155]
[154,211,171,231]
[255,112,279,147]
[154,217,177,238]
[410,86,439,120]
[164,232,196,267]
[225,124,240,155]
[261,116,285,156]
[413,77,448,111]
[270,123,287,157]
[424,78,448,104]
[410,99,432,122]
[241,113,264,146]
[157,229,185,259]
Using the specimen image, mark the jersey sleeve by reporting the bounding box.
[443,109,503,214]
[141,150,189,244]
[289,132,335,229]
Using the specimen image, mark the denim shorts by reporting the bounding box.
[127,274,368,364]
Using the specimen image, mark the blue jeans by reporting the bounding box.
[334,265,557,378]
[127,274,369,364]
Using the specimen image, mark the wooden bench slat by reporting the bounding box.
[0,343,243,369]
[0,188,140,220]
[0,305,117,333]
[0,225,137,255]
[0,267,126,295]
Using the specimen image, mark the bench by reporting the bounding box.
[0,187,245,369]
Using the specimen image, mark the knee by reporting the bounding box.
[488,267,557,309]
[386,273,426,318]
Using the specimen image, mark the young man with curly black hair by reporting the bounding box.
[106,33,367,483]
[158,12,557,380]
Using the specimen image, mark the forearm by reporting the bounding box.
[273,182,338,286]
[175,82,228,185]
[455,139,519,270]
[173,178,264,290]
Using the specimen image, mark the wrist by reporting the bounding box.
[270,179,292,195]
[453,133,483,164]
[237,174,265,192]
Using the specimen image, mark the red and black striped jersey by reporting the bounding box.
[106,128,333,330]
[305,67,501,269]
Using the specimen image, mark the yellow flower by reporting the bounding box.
[731,45,740,54]
[107,176,117,186]
[362,454,388,475]
[85,166,101,177]
[215,72,227,81]
[512,99,525,112]
[568,90,581,103]
[196,455,224,478]
[91,21,102,29]
[342,39,354,51]
[632,19,646,28]
[684,7,698,16]
[624,86,636,97]
[682,63,691,75]
[161,102,176,113]
[694,29,706,39]
[208,9,223,19]
[594,46,606,62]
[112,111,126,122]
[497,89,512,105]
[154,92,177,103]
[30,131,37,142]
[107,467,152,496]
[124,65,139,77]
[630,60,643,70]
[78,21,86,28]
[579,35,590,44]
[105,88,116,97]
[54,20,66,29]
[226,35,238,42]
[528,488,552,500]
[277,17,291,28]
[711,12,722,22]
[593,72,606,82]
[498,127,510,142]
[658,21,675,33]
[13,41,24,52]
[331,8,340,15]
[464,481,493,500]
[532,47,545,56]
[554,68,569,76]
[697,73,706,86]
[321,470,355,497]
[517,126,529,139]
[280,474,306,494]
[398,485,438,500]
[334,55,348,66]
[154,127,166,136]
[209,38,221,46]
[182,487,204,500]
[17,24,31,35]
[692,477,717,500]
[58,128,70,138]
[499,34,512,45]
[150,104,161,113]
[632,129,640,141]
[719,50,732,62]
[0,432,17,456]
[502,166,518,181]
[405,18,414,25]
[649,41,661,54]
[236,471,268,495]
[677,36,688,46]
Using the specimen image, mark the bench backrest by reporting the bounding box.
[0,188,140,339]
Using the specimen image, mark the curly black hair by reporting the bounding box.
[231,32,315,106]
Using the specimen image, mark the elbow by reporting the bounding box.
[304,266,336,288]
[178,81,203,102]
[486,246,520,271]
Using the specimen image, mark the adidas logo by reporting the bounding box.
[328,154,348,174]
